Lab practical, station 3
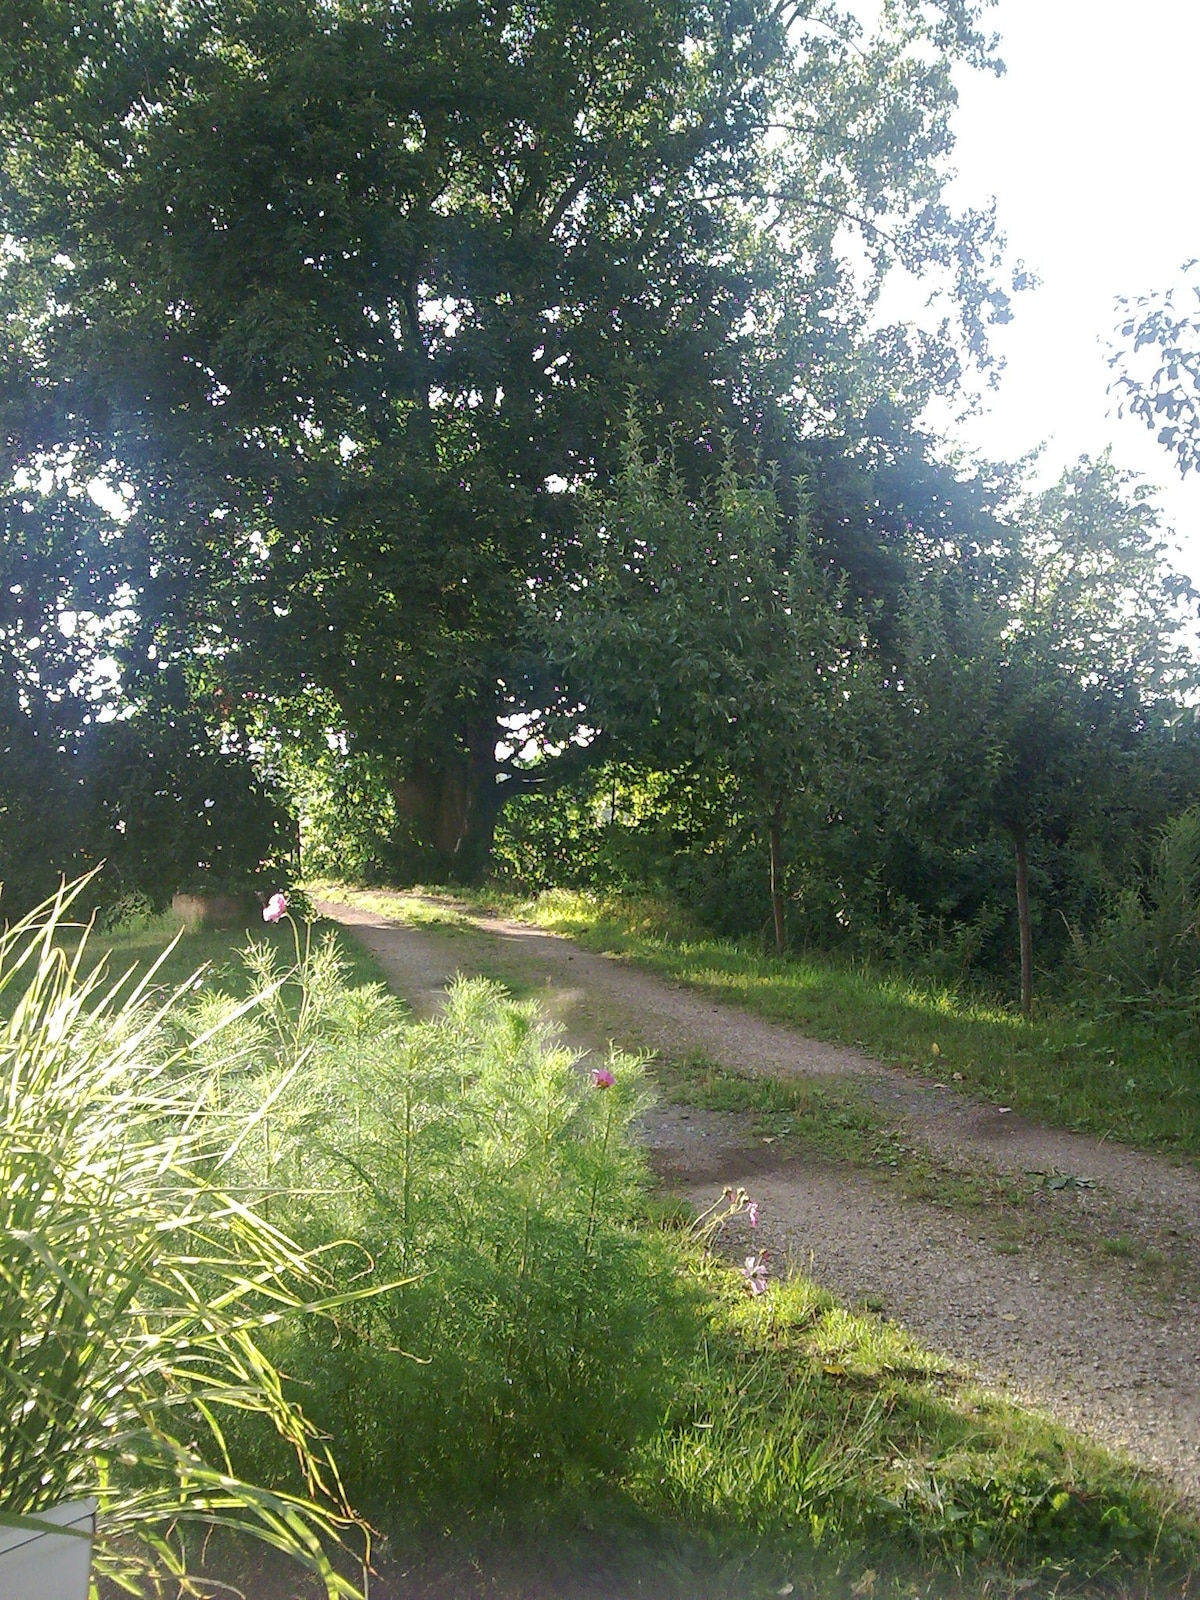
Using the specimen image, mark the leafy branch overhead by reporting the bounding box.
[1110,260,1200,478]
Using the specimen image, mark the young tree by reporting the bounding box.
[551,437,852,951]
[1,0,1015,878]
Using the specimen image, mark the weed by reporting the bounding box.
[215,959,700,1522]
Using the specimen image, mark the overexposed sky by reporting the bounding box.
[927,0,1200,573]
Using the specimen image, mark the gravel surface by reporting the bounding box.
[321,897,1200,1502]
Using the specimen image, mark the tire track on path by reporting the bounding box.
[322,897,1200,1501]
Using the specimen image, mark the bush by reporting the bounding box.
[1072,807,1200,1030]
[0,694,298,921]
[0,696,88,911]
[294,742,442,885]
[81,707,298,912]
[207,939,699,1520]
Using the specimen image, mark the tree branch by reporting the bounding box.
[540,166,592,240]
[697,187,901,249]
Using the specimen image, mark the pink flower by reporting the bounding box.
[262,892,289,923]
[742,1254,769,1296]
[747,1201,759,1228]
[591,1066,616,1089]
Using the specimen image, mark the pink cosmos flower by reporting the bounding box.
[747,1201,760,1228]
[742,1254,769,1296]
[591,1065,616,1089]
[262,892,289,923]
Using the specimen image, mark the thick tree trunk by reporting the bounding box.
[1008,821,1033,1020]
[768,799,786,957]
[391,723,504,883]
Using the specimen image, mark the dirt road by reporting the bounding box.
[322,897,1200,1502]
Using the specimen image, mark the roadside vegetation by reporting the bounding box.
[12,894,1189,1598]
[0,889,370,1597]
[315,882,1200,1162]
[519,888,1200,1161]
[7,0,1200,1592]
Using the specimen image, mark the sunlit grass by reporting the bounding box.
[0,887,369,1596]
[61,907,389,1000]
[631,1265,1200,1597]
[426,885,1199,1159]
[305,878,477,935]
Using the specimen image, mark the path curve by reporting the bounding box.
[322,897,1200,1502]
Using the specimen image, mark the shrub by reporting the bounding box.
[80,705,298,913]
[1072,806,1200,1029]
[0,695,298,921]
[208,940,699,1520]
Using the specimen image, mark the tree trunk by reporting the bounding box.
[1008,821,1033,1020]
[391,722,505,883]
[768,799,786,957]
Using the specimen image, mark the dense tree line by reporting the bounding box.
[2,0,1012,868]
[3,0,1200,1017]
[476,447,1200,1013]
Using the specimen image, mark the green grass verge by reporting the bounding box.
[624,1261,1199,1599]
[323,882,1199,1161]
[69,908,390,998]
[655,1047,1035,1208]
[353,1261,1200,1600]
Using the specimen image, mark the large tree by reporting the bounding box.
[1,0,1014,877]
[1111,262,1200,479]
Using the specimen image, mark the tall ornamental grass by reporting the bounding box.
[0,885,370,1597]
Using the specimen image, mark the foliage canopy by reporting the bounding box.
[1,0,1016,875]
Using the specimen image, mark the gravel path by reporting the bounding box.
[321,897,1200,1503]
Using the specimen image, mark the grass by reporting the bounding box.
[653,1046,1036,1211]
[64,906,389,998]
[64,901,1200,1599]
[341,1258,1200,1600]
[334,882,1200,1161]
[630,1051,1178,1286]
[0,890,372,1597]
[627,1263,1200,1599]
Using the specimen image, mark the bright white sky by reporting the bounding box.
[922,0,1200,576]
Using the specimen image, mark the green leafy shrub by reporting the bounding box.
[0,694,298,921]
[0,694,88,912]
[208,941,699,1520]
[1072,806,1200,1029]
[81,704,298,913]
[0,886,366,1597]
[294,741,444,885]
